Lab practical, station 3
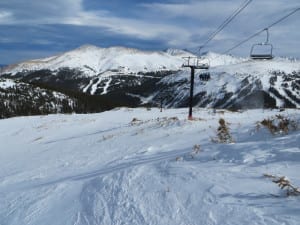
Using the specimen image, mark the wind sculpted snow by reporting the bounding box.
[0,108,300,225]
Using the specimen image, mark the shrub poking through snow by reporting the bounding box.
[176,156,183,161]
[264,174,300,196]
[130,117,143,126]
[190,144,201,158]
[156,117,179,127]
[258,115,298,135]
[213,118,233,143]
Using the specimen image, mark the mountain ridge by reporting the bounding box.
[0,44,299,118]
[1,44,194,77]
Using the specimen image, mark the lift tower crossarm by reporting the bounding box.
[182,56,209,69]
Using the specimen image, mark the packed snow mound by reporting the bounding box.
[0,108,299,225]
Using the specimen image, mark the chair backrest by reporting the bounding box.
[196,57,210,69]
[182,57,210,69]
[250,43,273,60]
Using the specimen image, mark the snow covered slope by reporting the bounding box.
[0,108,300,225]
[0,78,79,118]
[157,56,300,108]
[2,45,193,76]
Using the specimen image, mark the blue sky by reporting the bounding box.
[0,0,299,64]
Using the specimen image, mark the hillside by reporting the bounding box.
[0,78,77,118]
[0,78,130,119]
[157,56,300,109]
[0,108,299,225]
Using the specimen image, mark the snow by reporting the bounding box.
[0,79,15,89]
[0,108,299,225]
[1,45,189,77]
[204,51,246,67]
[212,57,300,77]
[165,48,196,58]
[2,46,299,108]
[161,55,300,108]
[101,78,112,95]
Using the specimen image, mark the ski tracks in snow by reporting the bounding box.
[78,171,147,225]
[1,109,300,225]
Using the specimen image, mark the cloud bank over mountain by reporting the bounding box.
[0,0,299,64]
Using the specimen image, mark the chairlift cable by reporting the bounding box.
[222,7,300,55]
[199,0,253,53]
[222,30,264,54]
[268,7,300,28]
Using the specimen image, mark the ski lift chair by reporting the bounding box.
[250,28,274,60]
[196,59,209,69]
[197,46,210,69]
[182,56,210,69]
[197,51,210,80]
[250,43,273,60]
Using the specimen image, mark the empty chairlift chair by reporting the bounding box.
[197,47,210,70]
[250,28,273,60]
[182,56,210,69]
[196,57,210,69]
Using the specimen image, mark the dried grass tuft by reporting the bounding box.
[264,174,300,196]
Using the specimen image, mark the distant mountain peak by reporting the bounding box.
[0,45,186,76]
[164,48,195,57]
[74,45,144,55]
[75,44,102,51]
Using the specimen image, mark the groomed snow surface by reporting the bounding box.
[0,108,299,225]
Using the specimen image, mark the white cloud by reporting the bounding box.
[0,10,13,23]
[0,0,299,57]
[0,0,192,46]
[55,9,186,45]
[140,1,236,20]
[0,0,83,24]
[139,0,300,49]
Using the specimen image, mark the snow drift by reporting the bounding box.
[0,107,300,225]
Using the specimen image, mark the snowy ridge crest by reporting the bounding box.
[1,45,188,76]
[1,45,300,109]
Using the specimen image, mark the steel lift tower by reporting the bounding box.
[182,56,209,120]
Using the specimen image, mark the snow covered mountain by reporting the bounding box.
[1,45,299,112]
[1,107,300,224]
[156,56,300,109]
[2,45,191,76]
